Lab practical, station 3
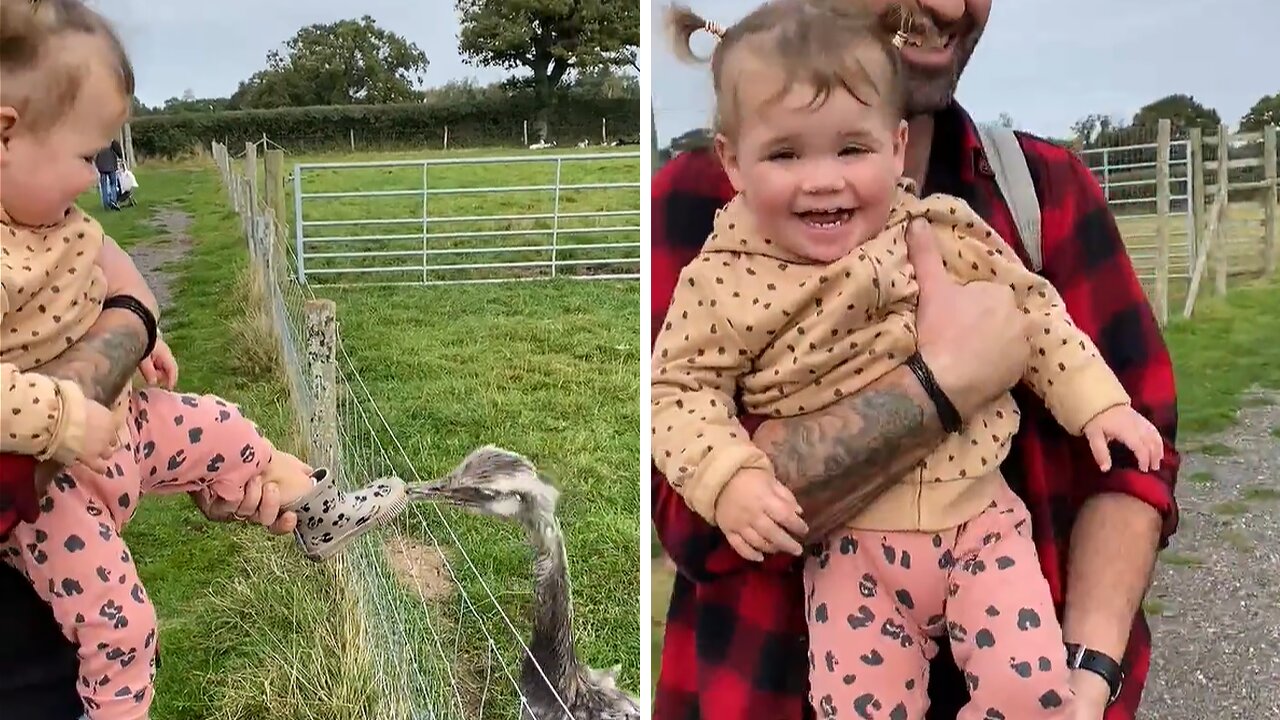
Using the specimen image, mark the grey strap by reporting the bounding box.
[976,124,1043,272]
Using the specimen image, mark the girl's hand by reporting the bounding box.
[1082,405,1163,473]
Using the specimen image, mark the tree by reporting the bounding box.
[230,16,429,109]
[1240,93,1280,132]
[1071,112,1125,147]
[569,65,638,98]
[996,112,1015,128]
[456,0,639,140]
[161,95,232,114]
[1131,94,1220,134]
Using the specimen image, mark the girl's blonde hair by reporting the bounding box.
[666,0,917,137]
[0,0,135,132]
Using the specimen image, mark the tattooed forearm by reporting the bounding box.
[34,311,147,404]
[754,366,945,541]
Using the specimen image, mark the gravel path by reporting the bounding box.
[1141,389,1280,719]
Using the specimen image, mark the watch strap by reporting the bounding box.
[1065,642,1124,704]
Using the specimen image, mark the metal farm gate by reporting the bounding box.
[1078,139,1197,282]
[291,152,641,286]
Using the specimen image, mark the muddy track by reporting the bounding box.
[128,208,195,323]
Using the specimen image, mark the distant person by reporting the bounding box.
[92,139,123,210]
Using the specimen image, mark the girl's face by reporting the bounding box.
[715,57,908,264]
[0,62,127,228]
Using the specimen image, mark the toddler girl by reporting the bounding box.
[0,1,407,717]
[651,1,1164,718]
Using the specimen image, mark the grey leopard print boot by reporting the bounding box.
[284,468,408,562]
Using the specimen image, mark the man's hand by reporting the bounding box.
[192,474,297,535]
[139,336,179,390]
[713,468,807,561]
[905,217,1031,419]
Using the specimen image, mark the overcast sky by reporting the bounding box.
[651,0,1280,144]
[94,0,511,106]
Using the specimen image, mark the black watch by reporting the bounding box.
[1065,642,1124,705]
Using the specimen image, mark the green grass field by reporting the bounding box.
[83,145,639,719]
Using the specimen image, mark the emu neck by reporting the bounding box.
[523,514,579,699]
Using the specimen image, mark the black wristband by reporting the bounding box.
[102,294,158,359]
[905,352,963,434]
[1065,642,1124,705]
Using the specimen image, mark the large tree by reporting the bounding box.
[1240,93,1280,132]
[455,0,639,139]
[231,16,429,109]
[1131,94,1221,134]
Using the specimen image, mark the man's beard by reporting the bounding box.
[891,9,983,117]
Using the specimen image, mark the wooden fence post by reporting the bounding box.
[265,150,287,241]
[1214,124,1230,296]
[244,141,259,210]
[1264,124,1277,278]
[1154,118,1171,326]
[122,123,136,167]
[305,299,339,474]
[1189,127,1205,251]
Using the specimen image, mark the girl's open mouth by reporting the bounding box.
[797,209,853,229]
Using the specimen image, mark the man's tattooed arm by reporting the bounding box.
[34,308,148,404]
[752,364,945,542]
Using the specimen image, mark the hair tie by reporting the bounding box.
[703,20,725,40]
[892,12,913,49]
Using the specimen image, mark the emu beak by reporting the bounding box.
[408,482,483,508]
[408,482,455,503]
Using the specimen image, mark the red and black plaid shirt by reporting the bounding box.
[650,102,1181,720]
[0,454,39,541]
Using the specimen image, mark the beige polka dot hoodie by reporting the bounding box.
[651,181,1132,531]
[1,206,112,465]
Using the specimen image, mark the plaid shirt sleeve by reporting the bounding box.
[650,150,802,581]
[0,453,40,541]
[1031,142,1181,542]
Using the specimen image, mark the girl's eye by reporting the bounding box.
[766,149,796,162]
[839,145,868,156]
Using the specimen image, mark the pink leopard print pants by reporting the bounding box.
[1,388,273,720]
[804,481,1075,720]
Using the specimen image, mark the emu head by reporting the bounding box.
[410,445,559,532]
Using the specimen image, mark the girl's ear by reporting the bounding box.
[0,108,18,163]
[714,133,746,194]
[891,118,909,178]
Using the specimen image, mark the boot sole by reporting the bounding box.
[297,479,410,562]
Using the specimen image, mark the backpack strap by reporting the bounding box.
[975,124,1043,272]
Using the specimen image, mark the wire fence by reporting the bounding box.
[212,140,579,720]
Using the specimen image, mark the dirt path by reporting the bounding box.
[131,208,196,322]
[1141,390,1280,718]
